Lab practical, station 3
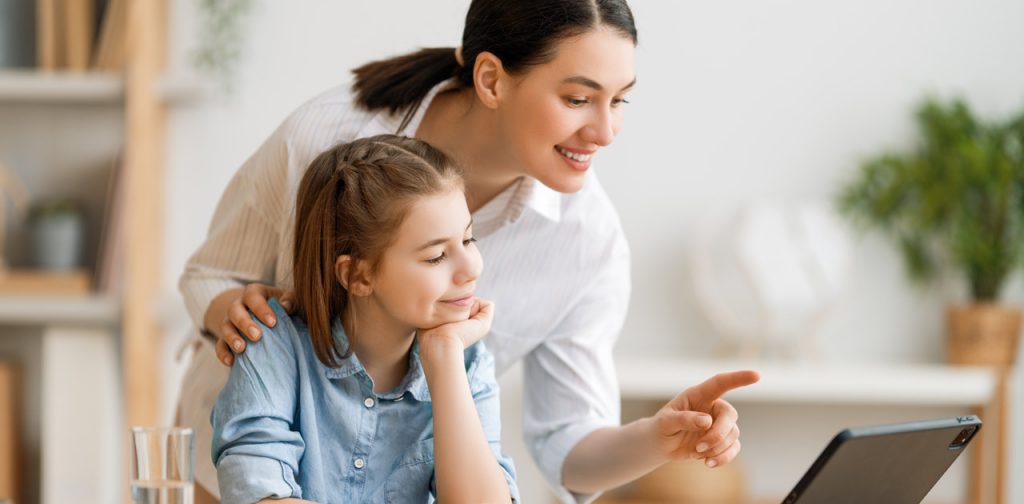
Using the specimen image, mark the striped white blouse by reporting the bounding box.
[179,79,631,503]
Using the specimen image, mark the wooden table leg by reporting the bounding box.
[971,403,985,504]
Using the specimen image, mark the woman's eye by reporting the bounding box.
[566,97,589,107]
[463,237,477,246]
[426,253,446,265]
[612,97,631,107]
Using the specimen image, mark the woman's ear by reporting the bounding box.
[335,255,373,297]
[473,51,507,110]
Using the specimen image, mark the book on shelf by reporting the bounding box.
[93,0,127,71]
[36,0,125,72]
[94,152,123,297]
[0,361,20,504]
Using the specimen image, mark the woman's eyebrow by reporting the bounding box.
[562,75,637,92]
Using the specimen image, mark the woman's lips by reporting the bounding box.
[556,146,594,171]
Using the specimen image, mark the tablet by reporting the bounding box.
[782,415,982,504]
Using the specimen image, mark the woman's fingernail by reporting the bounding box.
[233,340,244,352]
[267,316,277,326]
[706,459,717,468]
[696,443,708,453]
[222,356,231,366]
[247,327,260,339]
[698,416,712,428]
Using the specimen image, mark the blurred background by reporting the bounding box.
[0,0,1022,503]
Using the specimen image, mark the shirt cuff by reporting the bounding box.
[216,454,300,504]
[179,275,244,329]
[537,419,615,504]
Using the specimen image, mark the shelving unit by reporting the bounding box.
[0,1,169,503]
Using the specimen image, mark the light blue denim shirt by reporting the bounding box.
[211,299,518,503]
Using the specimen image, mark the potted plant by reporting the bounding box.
[28,198,85,271]
[838,97,1024,366]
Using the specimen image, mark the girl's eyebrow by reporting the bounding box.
[416,219,474,251]
[561,75,637,92]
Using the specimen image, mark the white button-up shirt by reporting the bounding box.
[179,79,631,503]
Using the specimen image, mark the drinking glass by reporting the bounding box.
[129,427,194,504]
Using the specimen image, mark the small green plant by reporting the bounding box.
[191,0,257,89]
[838,98,1024,301]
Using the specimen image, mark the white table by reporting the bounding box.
[615,356,1005,504]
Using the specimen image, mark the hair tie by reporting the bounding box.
[454,46,465,67]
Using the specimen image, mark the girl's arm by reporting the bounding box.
[418,300,514,503]
[212,301,307,502]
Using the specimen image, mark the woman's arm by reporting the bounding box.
[418,301,513,503]
[178,115,298,365]
[561,371,760,494]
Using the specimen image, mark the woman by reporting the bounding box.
[180,1,759,502]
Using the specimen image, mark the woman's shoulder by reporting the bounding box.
[275,81,378,151]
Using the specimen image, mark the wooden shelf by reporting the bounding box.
[0,294,119,326]
[0,70,205,105]
[0,70,123,103]
[615,356,998,406]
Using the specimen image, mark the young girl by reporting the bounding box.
[183,1,758,501]
[211,135,518,503]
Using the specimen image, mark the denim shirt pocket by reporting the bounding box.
[384,438,436,503]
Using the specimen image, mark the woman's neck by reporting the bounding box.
[415,88,525,212]
[343,301,415,394]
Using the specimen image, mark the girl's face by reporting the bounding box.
[368,188,483,330]
[499,27,636,193]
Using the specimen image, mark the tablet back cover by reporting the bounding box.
[783,416,981,504]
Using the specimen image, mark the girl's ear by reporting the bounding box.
[335,255,373,297]
[473,51,508,110]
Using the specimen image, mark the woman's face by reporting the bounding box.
[368,188,483,330]
[499,27,636,193]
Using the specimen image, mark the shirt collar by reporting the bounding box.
[322,318,430,402]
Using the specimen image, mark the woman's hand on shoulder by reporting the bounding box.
[417,298,494,361]
[203,283,298,366]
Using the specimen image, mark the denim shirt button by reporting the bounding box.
[353,457,365,469]
[363,397,375,408]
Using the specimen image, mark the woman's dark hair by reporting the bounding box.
[352,0,637,128]
[293,134,463,367]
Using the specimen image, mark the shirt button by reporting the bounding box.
[363,397,375,408]
[354,458,365,469]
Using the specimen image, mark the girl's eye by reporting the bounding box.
[612,97,631,107]
[463,237,477,246]
[426,252,446,265]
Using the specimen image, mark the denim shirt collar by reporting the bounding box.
[322,318,430,402]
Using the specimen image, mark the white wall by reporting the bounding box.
[163,1,1024,502]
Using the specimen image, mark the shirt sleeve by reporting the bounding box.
[177,117,295,328]
[210,301,305,503]
[464,342,521,503]
[522,226,631,504]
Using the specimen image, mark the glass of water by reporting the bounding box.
[129,427,195,504]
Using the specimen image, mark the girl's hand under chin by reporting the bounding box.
[417,298,495,359]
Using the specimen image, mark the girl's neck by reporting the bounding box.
[415,88,525,212]
[343,301,415,394]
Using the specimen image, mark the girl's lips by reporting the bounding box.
[441,294,475,307]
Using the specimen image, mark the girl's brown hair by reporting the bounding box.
[293,134,463,367]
